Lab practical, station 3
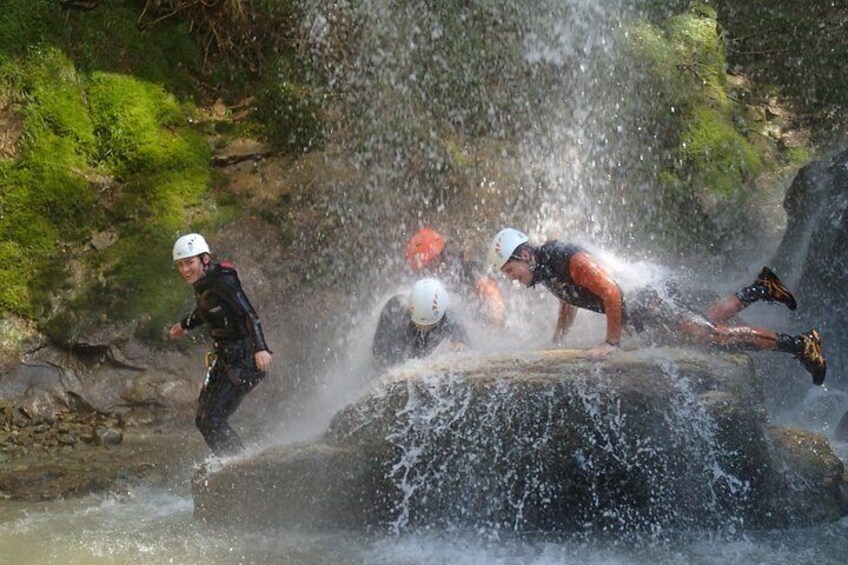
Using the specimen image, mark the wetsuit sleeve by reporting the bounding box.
[568,251,623,346]
[215,274,271,353]
[181,309,203,330]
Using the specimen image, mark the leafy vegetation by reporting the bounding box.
[714,0,848,113]
[254,59,324,153]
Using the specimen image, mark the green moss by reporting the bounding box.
[0,1,63,62]
[666,12,728,109]
[623,7,778,251]
[0,0,200,95]
[0,43,213,342]
[628,10,728,111]
[0,242,33,315]
[0,50,99,257]
[680,106,762,196]
[784,145,811,166]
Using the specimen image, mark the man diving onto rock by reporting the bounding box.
[487,228,826,385]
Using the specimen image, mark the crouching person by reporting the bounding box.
[372,278,468,372]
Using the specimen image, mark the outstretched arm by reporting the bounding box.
[569,251,623,350]
[553,302,578,343]
[169,307,200,339]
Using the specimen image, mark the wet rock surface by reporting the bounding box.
[772,149,848,389]
[194,349,847,534]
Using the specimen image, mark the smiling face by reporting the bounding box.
[175,255,206,285]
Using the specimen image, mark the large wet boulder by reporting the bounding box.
[193,349,847,535]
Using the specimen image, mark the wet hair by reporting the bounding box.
[509,242,531,263]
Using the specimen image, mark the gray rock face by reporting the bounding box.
[193,349,846,536]
[772,149,848,387]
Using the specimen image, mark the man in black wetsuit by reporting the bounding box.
[168,233,273,455]
[372,278,469,372]
[487,228,826,385]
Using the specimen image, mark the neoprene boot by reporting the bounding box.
[778,329,826,385]
[736,267,797,310]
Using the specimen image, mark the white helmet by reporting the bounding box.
[172,233,210,261]
[488,228,529,271]
[408,278,450,326]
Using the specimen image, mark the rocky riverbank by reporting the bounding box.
[0,401,206,501]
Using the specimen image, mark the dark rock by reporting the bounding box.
[56,433,77,446]
[194,349,846,534]
[836,409,848,442]
[0,363,74,400]
[18,388,66,425]
[95,427,123,446]
[771,149,848,387]
[193,444,378,528]
[0,426,207,500]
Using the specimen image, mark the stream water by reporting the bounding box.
[1,484,847,565]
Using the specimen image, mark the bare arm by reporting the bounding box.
[568,251,623,347]
[475,276,506,328]
[553,302,578,343]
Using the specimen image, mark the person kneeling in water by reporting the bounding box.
[487,228,826,385]
[406,227,506,328]
[372,278,468,372]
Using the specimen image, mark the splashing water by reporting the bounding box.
[362,355,755,541]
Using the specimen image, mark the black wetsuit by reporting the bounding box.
[372,295,469,372]
[530,241,611,314]
[181,262,270,455]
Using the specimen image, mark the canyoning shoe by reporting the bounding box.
[754,267,797,310]
[795,329,826,386]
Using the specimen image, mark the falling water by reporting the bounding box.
[2,1,846,563]
[361,359,750,540]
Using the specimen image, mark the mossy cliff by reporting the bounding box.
[0,0,844,358]
[0,3,212,346]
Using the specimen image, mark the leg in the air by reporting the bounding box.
[676,318,825,385]
[706,267,797,323]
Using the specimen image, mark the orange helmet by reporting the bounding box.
[406,228,446,271]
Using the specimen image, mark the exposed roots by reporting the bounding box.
[136,0,299,75]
